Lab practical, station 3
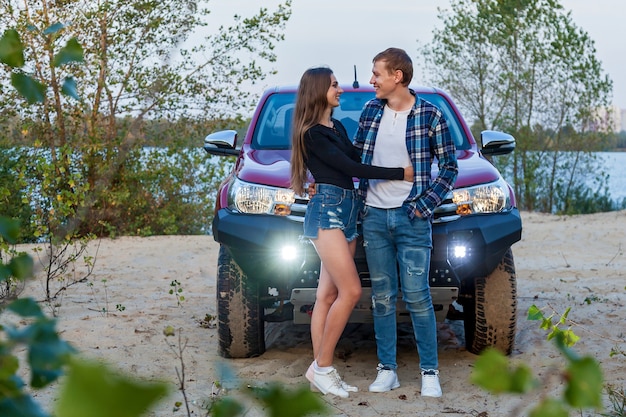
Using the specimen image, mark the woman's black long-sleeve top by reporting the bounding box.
[304,119,404,189]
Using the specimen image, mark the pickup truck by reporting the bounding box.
[203,85,522,358]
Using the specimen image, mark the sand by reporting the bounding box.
[12,210,626,416]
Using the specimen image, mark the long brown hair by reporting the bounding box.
[290,67,333,195]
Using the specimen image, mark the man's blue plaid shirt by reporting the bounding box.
[354,91,458,219]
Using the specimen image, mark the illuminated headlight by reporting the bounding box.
[228,177,295,215]
[452,245,467,258]
[448,230,473,263]
[452,178,510,215]
[280,245,298,261]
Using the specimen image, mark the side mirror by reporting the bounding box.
[480,130,516,156]
[203,130,240,157]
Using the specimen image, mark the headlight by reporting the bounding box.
[228,177,295,215]
[280,245,299,260]
[452,178,510,215]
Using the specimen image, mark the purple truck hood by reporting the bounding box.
[236,147,502,190]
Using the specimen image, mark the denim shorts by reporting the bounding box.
[302,183,360,242]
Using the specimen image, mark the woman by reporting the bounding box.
[290,67,413,398]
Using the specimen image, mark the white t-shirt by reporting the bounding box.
[366,106,413,208]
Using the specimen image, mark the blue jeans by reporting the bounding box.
[302,184,359,242]
[362,206,438,371]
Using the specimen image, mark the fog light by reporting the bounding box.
[281,245,298,260]
[453,245,467,258]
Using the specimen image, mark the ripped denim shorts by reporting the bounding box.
[302,183,360,242]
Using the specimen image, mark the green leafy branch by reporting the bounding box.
[2,25,100,315]
[471,305,604,417]
[0,28,83,103]
[530,302,625,359]
[0,218,33,284]
[527,304,580,347]
[1,296,76,416]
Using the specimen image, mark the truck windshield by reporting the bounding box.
[252,91,470,150]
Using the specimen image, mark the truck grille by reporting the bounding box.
[432,195,461,223]
[286,196,309,222]
[288,194,460,223]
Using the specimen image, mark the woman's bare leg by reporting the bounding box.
[310,262,337,359]
[311,229,362,367]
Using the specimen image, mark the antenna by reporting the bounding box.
[352,65,359,88]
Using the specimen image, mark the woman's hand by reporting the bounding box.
[403,165,414,182]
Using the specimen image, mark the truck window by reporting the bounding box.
[253,93,296,149]
[251,91,470,150]
[419,93,470,150]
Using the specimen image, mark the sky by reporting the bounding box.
[206,0,626,110]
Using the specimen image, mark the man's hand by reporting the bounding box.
[403,165,414,182]
[307,182,316,197]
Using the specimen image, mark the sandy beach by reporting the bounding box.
[13,210,626,416]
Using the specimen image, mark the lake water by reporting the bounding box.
[498,151,626,205]
[595,152,626,203]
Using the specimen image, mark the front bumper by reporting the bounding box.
[212,209,320,290]
[430,208,522,287]
[212,207,522,291]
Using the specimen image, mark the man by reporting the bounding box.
[354,47,458,397]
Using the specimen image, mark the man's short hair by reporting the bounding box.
[373,47,413,86]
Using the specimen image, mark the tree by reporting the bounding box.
[420,0,613,213]
[0,0,292,238]
[1,0,291,138]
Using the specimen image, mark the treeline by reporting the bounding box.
[0,139,235,243]
[1,114,248,243]
[612,131,626,150]
[0,115,250,148]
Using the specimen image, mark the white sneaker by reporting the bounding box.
[368,363,400,392]
[306,363,349,398]
[421,369,442,397]
[310,381,358,393]
[341,381,358,393]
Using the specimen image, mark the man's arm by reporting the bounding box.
[412,110,458,218]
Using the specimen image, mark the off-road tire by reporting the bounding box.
[216,245,265,358]
[463,248,517,355]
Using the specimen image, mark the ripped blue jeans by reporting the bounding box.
[362,205,438,371]
[302,183,359,242]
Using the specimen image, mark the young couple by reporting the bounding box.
[290,47,458,399]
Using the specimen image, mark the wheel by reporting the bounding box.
[462,248,517,355]
[216,245,265,358]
